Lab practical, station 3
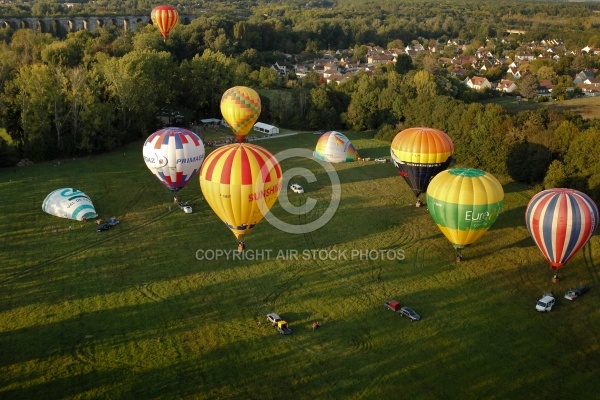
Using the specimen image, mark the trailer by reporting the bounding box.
[384,300,401,312]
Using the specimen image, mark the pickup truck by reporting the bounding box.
[266,313,292,334]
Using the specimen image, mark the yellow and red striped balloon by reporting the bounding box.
[199,143,282,242]
[151,5,179,40]
[220,86,261,143]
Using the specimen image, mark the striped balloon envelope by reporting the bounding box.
[426,168,504,260]
[525,188,599,271]
[151,5,179,40]
[199,143,282,243]
[143,127,205,194]
[313,131,359,163]
[220,86,261,143]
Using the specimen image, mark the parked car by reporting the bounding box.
[313,130,325,135]
[375,157,387,163]
[399,306,420,321]
[266,313,282,325]
[96,223,111,232]
[536,293,555,312]
[564,285,589,300]
[266,313,292,334]
[290,183,304,194]
[108,217,120,226]
[178,202,193,214]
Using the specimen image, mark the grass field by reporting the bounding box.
[482,95,600,119]
[1,132,600,399]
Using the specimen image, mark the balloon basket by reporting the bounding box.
[552,274,559,283]
[455,252,464,263]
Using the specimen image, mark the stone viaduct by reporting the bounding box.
[0,15,195,35]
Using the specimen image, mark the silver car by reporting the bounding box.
[399,306,420,321]
[290,184,304,194]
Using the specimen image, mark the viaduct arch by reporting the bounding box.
[0,15,194,35]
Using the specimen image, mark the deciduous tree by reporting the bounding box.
[394,54,413,75]
[518,74,538,100]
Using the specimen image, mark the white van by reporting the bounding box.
[536,293,555,312]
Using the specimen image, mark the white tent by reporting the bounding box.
[253,122,279,135]
[200,118,222,124]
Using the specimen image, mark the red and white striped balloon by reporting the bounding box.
[525,188,598,271]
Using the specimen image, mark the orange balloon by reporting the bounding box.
[151,5,179,40]
[390,127,454,198]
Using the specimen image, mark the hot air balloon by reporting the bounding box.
[426,168,504,262]
[199,143,282,249]
[390,127,454,207]
[220,86,261,143]
[151,5,179,41]
[313,131,359,163]
[143,127,205,200]
[42,188,97,221]
[525,188,598,279]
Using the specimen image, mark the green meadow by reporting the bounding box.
[482,95,600,119]
[1,132,599,399]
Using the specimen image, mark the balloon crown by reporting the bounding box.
[448,168,485,177]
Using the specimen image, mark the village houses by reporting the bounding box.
[281,36,598,96]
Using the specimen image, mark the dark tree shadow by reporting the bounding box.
[506,141,552,184]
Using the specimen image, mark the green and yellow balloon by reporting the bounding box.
[426,168,504,262]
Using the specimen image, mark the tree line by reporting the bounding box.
[3,0,600,51]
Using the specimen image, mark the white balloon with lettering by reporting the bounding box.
[143,127,205,192]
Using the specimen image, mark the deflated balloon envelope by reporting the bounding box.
[42,188,98,221]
